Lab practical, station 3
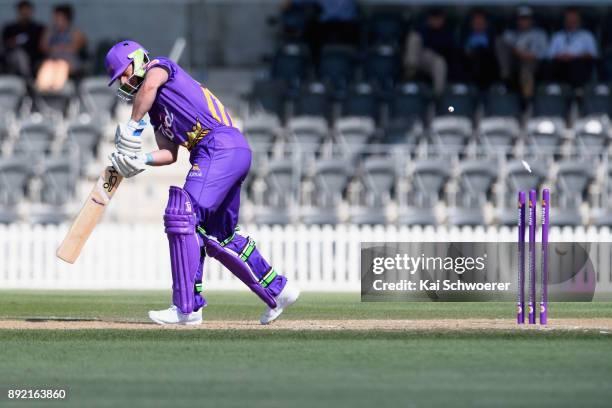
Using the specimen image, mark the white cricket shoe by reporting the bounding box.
[148,305,202,325]
[260,281,301,325]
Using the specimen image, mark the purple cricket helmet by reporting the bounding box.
[105,40,148,86]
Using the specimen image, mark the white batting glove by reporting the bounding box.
[109,151,149,178]
[115,119,148,156]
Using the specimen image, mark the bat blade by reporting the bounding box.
[56,166,123,263]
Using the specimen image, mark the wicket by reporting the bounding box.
[517,188,549,325]
[517,191,526,324]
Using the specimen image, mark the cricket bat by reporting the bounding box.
[56,166,123,263]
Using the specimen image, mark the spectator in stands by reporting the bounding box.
[497,6,548,98]
[546,7,597,87]
[35,4,86,92]
[282,0,359,58]
[462,9,499,89]
[403,8,455,96]
[1,1,44,77]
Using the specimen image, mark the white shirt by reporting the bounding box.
[503,28,548,58]
[547,29,598,58]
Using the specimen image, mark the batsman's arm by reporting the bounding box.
[145,131,179,166]
[130,67,169,121]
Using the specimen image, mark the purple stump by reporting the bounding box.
[540,188,550,325]
[528,189,537,324]
[517,191,526,324]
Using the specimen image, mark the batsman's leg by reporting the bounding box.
[149,186,203,325]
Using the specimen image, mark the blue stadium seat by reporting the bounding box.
[363,45,401,91]
[579,83,612,117]
[436,83,478,120]
[271,42,310,91]
[340,82,380,122]
[292,81,333,122]
[483,83,522,119]
[318,45,357,96]
[247,79,287,121]
[389,82,431,123]
[366,12,406,47]
[532,83,572,120]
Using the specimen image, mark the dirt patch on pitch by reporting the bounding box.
[1,318,612,332]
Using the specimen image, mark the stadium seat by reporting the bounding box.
[287,116,329,158]
[66,113,104,175]
[349,157,396,225]
[363,45,401,91]
[579,83,612,118]
[483,83,522,119]
[334,117,376,161]
[0,157,30,206]
[252,159,296,225]
[496,160,546,225]
[382,117,423,145]
[591,162,612,226]
[292,81,333,122]
[247,79,287,121]
[0,75,26,113]
[0,112,15,145]
[552,161,593,226]
[532,83,572,120]
[436,83,478,120]
[271,42,310,91]
[389,82,431,123]
[242,114,282,156]
[573,116,610,156]
[478,117,521,156]
[340,82,380,122]
[429,116,473,157]
[34,80,76,117]
[80,76,117,120]
[13,114,56,161]
[398,159,450,225]
[447,160,497,226]
[366,12,406,47]
[318,45,357,96]
[301,159,351,225]
[28,157,77,224]
[525,117,565,158]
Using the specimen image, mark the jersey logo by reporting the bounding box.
[158,105,175,140]
[183,118,210,150]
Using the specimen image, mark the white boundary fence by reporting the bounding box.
[1,223,612,291]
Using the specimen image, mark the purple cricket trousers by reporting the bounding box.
[171,126,286,312]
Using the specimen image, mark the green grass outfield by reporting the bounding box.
[1,291,612,408]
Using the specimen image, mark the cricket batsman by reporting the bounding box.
[104,40,300,325]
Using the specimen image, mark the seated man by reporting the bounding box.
[1,1,44,77]
[404,8,455,96]
[462,9,499,89]
[546,7,597,87]
[497,6,548,98]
